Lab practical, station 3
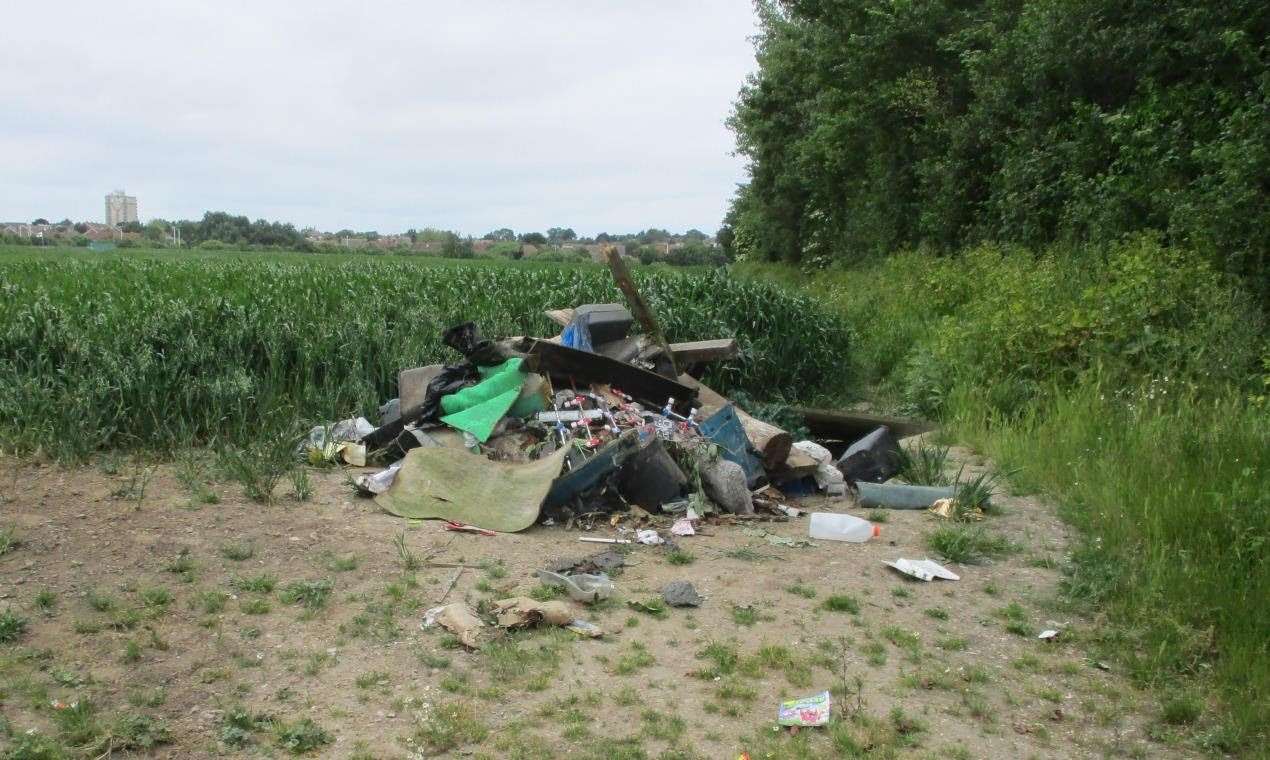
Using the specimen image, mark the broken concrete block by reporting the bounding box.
[662,580,703,607]
[701,458,754,515]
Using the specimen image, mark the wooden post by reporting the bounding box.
[605,247,678,376]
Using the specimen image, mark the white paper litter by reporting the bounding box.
[884,558,960,582]
[670,518,696,536]
[636,529,665,545]
[1038,629,1060,640]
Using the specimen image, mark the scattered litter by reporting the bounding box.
[670,518,696,536]
[636,529,665,545]
[777,691,831,727]
[579,536,632,545]
[661,580,703,607]
[929,496,984,521]
[742,528,814,548]
[421,603,484,649]
[491,596,563,626]
[354,461,402,495]
[885,558,960,581]
[443,521,496,536]
[808,512,879,542]
[565,619,604,638]
[535,570,614,603]
[1038,629,1060,640]
[627,598,669,618]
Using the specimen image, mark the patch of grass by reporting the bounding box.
[164,547,196,578]
[121,639,143,663]
[1161,693,1203,725]
[898,442,951,486]
[0,608,29,643]
[139,587,172,611]
[34,589,58,614]
[694,640,739,679]
[231,573,277,593]
[640,709,686,742]
[414,701,487,752]
[355,670,391,690]
[324,553,359,572]
[86,590,117,612]
[665,549,695,565]
[393,531,420,571]
[882,626,921,651]
[822,594,860,614]
[0,525,21,556]
[867,508,889,523]
[785,583,817,598]
[194,589,229,614]
[924,607,949,620]
[613,643,656,675]
[528,584,566,602]
[891,586,912,599]
[287,466,313,501]
[730,604,764,626]
[279,579,333,611]
[273,717,332,754]
[723,546,764,562]
[953,469,1003,517]
[926,525,1017,564]
[219,541,255,561]
[862,641,887,666]
[239,597,271,615]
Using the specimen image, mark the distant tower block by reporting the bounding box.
[105,189,138,227]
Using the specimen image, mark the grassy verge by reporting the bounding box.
[740,240,1269,752]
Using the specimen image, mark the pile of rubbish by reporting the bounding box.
[306,256,940,535]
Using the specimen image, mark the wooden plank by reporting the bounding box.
[670,338,738,364]
[793,407,936,442]
[605,248,678,376]
[544,308,574,328]
[527,339,695,412]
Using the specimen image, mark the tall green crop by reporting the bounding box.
[0,255,850,458]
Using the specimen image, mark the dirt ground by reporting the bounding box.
[0,444,1194,759]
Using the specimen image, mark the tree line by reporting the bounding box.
[723,0,1267,299]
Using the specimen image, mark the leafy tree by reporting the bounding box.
[519,232,547,245]
[546,227,577,244]
[32,218,49,225]
[727,0,1269,301]
[484,228,516,241]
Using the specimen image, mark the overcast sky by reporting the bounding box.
[1,2,758,236]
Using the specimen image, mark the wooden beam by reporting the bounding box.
[543,308,574,328]
[669,338,737,364]
[605,248,678,376]
[793,407,936,441]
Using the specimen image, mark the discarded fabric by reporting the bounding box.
[421,603,483,649]
[792,441,846,496]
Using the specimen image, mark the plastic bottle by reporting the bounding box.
[809,512,880,542]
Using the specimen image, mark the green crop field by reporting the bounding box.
[0,246,850,459]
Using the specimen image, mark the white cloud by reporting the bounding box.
[0,0,757,234]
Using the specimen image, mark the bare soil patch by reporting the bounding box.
[0,446,1193,759]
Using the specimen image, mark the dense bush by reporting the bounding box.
[741,239,1268,747]
[727,0,1269,304]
